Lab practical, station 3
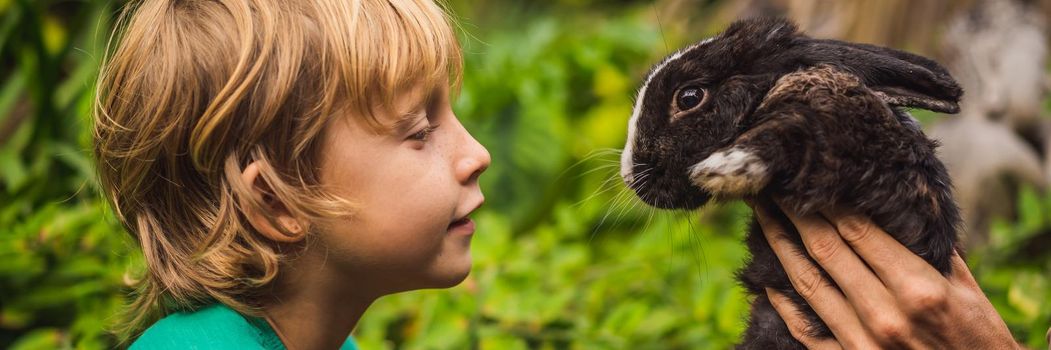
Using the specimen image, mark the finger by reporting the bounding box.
[753,203,878,349]
[772,205,917,348]
[1046,326,1050,348]
[773,206,907,342]
[766,288,843,350]
[820,210,953,346]
[821,211,945,295]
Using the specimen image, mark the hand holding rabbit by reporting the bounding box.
[750,198,1018,349]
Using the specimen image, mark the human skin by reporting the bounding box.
[748,198,1020,349]
[240,84,490,349]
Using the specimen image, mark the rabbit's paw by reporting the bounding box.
[689,147,768,196]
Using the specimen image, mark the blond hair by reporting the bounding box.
[93,0,461,342]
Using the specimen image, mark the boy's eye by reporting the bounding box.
[409,124,440,142]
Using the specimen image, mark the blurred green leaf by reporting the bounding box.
[9,328,64,350]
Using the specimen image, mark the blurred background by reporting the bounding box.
[2,0,1051,349]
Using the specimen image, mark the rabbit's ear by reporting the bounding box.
[803,39,962,113]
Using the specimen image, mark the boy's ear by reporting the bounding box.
[240,161,306,243]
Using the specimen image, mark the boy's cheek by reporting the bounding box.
[318,219,443,263]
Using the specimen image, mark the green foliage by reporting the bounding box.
[1,0,139,348]
[973,186,1051,349]
[1,0,1049,349]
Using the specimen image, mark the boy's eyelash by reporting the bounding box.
[410,124,440,142]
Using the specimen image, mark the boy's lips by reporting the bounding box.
[448,217,475,233]
[449,199,484,232]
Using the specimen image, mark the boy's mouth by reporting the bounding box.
[448,216,472,229]
[447,216,475,235]
[448,199,484,232]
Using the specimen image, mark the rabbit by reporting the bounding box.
[619,17,963,349]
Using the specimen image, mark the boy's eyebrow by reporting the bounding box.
[391,110,426,134]
[389,91,435,134]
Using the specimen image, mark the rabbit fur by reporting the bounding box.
[620,17,963,349]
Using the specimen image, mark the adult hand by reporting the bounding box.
[750,199,1020,349]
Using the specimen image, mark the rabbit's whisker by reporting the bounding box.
[573,172,626,208]
[556,149,621,182]
[587,161,655,243]
[612,195,643,232]
[682,209,709,281]
[652,1,669,52]
[589,186,634,244]
[575,163,620,179]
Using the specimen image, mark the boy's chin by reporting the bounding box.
[426,256,473,289]
[386,253,472,294]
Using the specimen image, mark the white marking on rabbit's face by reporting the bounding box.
[620,83,654,186]
[621,38,716,187]
[688,147,768,196]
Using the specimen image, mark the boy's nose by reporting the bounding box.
[456,127,490,185]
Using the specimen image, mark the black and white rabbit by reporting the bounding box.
[620,17,963,349]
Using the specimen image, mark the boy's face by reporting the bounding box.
[316,84,490,295]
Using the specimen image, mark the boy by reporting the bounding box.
[93,0,489,348]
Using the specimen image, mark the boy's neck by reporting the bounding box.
[262,252,375,350]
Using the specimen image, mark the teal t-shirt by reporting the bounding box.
[131,304,359,350]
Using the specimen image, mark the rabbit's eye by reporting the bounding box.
[677,87,704,111]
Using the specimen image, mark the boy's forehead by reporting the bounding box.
[394,85,436,112]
